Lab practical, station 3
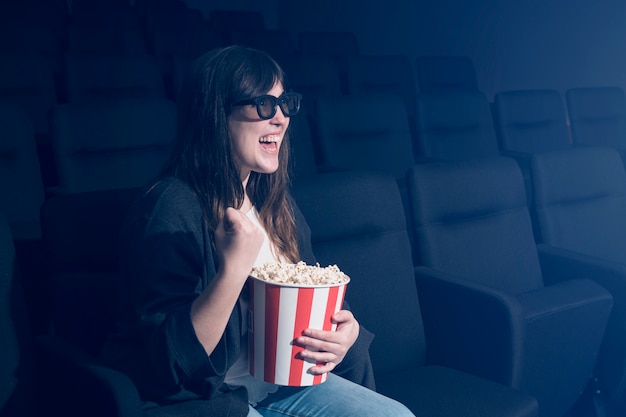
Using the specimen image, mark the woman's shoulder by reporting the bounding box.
[128,177,204,230]
[146,176,193,196]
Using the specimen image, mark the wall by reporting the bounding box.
[184,0,626,99]
[183,0,280,28]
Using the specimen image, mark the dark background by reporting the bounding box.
[178,0,626,99]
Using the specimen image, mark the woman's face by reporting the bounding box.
[228,82,290,183]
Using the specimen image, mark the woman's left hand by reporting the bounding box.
[295,310,360,375]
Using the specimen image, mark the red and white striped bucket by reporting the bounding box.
[247,277,348,386]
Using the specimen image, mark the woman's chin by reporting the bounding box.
[255,163,280,175]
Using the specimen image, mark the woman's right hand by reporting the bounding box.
[213,207,264,283]
[192,207,263,355]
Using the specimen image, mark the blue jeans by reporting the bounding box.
[248,373,415,417]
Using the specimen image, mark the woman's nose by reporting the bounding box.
[270,105,288,124]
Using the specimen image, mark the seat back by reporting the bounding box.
[143,0,200,45]
[298,31,359,57]
[40,187,140,357]
[530,145,626,414]
[292,171,425,374]
[70,0,139,30]
[566,86,626,149]
[49,98,176,193]
[274,54,343,104]
[493,89,571,154]
[152,24,223,80]
[0,24,63,77]
[531,146,626,260]
[408,157,544,293]
[0,101,45,241]
[230,29,296,57]
[0,1,68,49]
[66,25,148,57]
[345,54,418,137]
[415,90,500,161]
[0,54,57,136]
[298,31,360,93]
[346,54,416,98]
[64,54,165,103]
[208,9,265,43]
[415,55,478,93]
[314,93,415,180]
[288,106,318,180]
[0,213,35,417]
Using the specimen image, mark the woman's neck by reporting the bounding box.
[240,193,253,213]
[240,172,253,213]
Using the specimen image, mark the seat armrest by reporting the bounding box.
[537,244,626,297]
[414,265,525,385]
[499,150,532,170]
[537,244,626,400]
[34,335,143,417]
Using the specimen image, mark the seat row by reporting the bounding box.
[0,50,475,134]
[4,84,626,237]
[7,144,626,416]
[3,170,539,417]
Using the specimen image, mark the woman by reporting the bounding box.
[100,45,415,417]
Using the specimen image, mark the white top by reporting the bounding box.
[223,207,282,404]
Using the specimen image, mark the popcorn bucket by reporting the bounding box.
[247,276,348,386]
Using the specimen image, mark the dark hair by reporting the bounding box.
[162,45,299,262]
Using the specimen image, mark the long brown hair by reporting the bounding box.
[162,46,299,262]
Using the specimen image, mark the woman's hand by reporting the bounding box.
[295,310,360,375]
[213,207,263,282]
[191,207,263,356]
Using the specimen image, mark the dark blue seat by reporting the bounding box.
[567,86,626,149]
[313,93,415,180]
[292,170,539,417]
[494,89,572,156]
[414,90,500,161]
[415,55,478,93]
[0,213,36,417]
[48,98,176,193]
[38,187,145,417]
[530,146,626,415]
[492,89,573,229]
[566,86,626,168]
[0,53,57,138]
[345,54,419,142]
[64,54,166,104]
[406,156,613,417]
[0,101,45,242]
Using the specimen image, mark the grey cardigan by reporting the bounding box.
[100,177,375,417]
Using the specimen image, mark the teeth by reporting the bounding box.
[259,135,279,143]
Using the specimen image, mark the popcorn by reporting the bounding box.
[250,261,349,286]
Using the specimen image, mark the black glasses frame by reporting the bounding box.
[233,92,302,120]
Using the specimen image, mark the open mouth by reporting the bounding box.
[259,135,279,152]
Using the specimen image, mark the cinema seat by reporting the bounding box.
[566,86,626,151]
[407,156,612,417]
[0,53,57,138]
[492,89,573,230]
[0,213,36,417]
[292,170,539,417]
[48,98,176,193]
[493,89,571,156]
[530,146,626,415]
[37,187,145,417]
[345,54,418,141]
[0,101,45,242]
[414,90,500,161]
[313,93,415,180]
[415,55,478,93]
[64,54,166,103]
